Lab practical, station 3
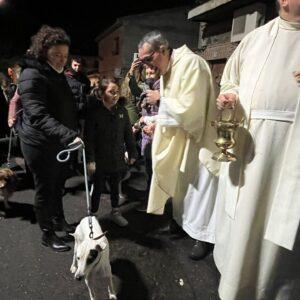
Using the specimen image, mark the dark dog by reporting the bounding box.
[0,168,17,217]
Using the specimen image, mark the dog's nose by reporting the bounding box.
[75,275,83,281]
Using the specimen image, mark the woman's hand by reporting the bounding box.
[143,123,156,137]
[69,136,84,146]
[8,118,16,128]
[129,59,141,76]
[145,90,160,105]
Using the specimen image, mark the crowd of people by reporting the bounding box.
[0,0,299,299]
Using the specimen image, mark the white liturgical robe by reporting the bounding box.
[214,17,300,299]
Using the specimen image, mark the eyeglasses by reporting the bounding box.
[139,51,155,64]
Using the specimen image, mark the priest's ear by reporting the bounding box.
[159,45,168,55]
[277,0,288,10]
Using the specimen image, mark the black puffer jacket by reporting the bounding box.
[17,58,78,147]
[84,97,137,173]
[65,69,90,119]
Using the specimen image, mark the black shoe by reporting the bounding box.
[189,240,208,260]
[42,230,71,252]
[52,218,75,233]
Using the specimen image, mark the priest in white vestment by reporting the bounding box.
[138,31,219,257]
[214,1,300,299]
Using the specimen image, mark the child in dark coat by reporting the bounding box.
[84,79,137,227]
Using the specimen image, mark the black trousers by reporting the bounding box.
[91,169,120,213]
[144,143,152,193]
[145,157,152,193]
[21,141,69,231]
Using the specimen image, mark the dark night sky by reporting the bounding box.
[0,0,196,57]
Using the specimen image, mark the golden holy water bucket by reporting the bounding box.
[211,109,244,162]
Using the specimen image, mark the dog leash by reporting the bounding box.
[6,128,14,168]
[6,107,24,168]
[56,140,94,239]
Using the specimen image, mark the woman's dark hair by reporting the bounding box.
[100,78,117,93]
[90,78,117,99]
[29,25,71,61]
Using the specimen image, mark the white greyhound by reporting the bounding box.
[70,216,117,300]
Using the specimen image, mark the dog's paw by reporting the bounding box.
[108,287,117,300]
[70,265,77,274]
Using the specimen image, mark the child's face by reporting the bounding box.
[104,83,120,106]
[145,66,158,80]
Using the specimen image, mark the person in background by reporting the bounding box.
[2,63,21,103]
[65,56,91,120]
[0,73,10,138]
[7,63,22,128]
[65,57,90,175]
[121,58,145,125]
[18,25,81,252]
[85,78,137,227]
[135,65,160,211]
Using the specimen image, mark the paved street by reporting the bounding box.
[0,171,219,300]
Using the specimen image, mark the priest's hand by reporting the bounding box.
[293,71,300,86]
[217,93,237,110]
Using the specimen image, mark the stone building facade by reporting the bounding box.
[188,0,277,89]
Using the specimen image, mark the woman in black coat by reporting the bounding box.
[85,79,137,227]
[18,25,81,252]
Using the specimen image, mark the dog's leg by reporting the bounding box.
[85,278,95,300]
[108,282,117,300]
[106,265,117,299]
[70,237,78,274]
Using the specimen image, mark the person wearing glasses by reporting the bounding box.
[138,31,219,260]
[85,78,137,227]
